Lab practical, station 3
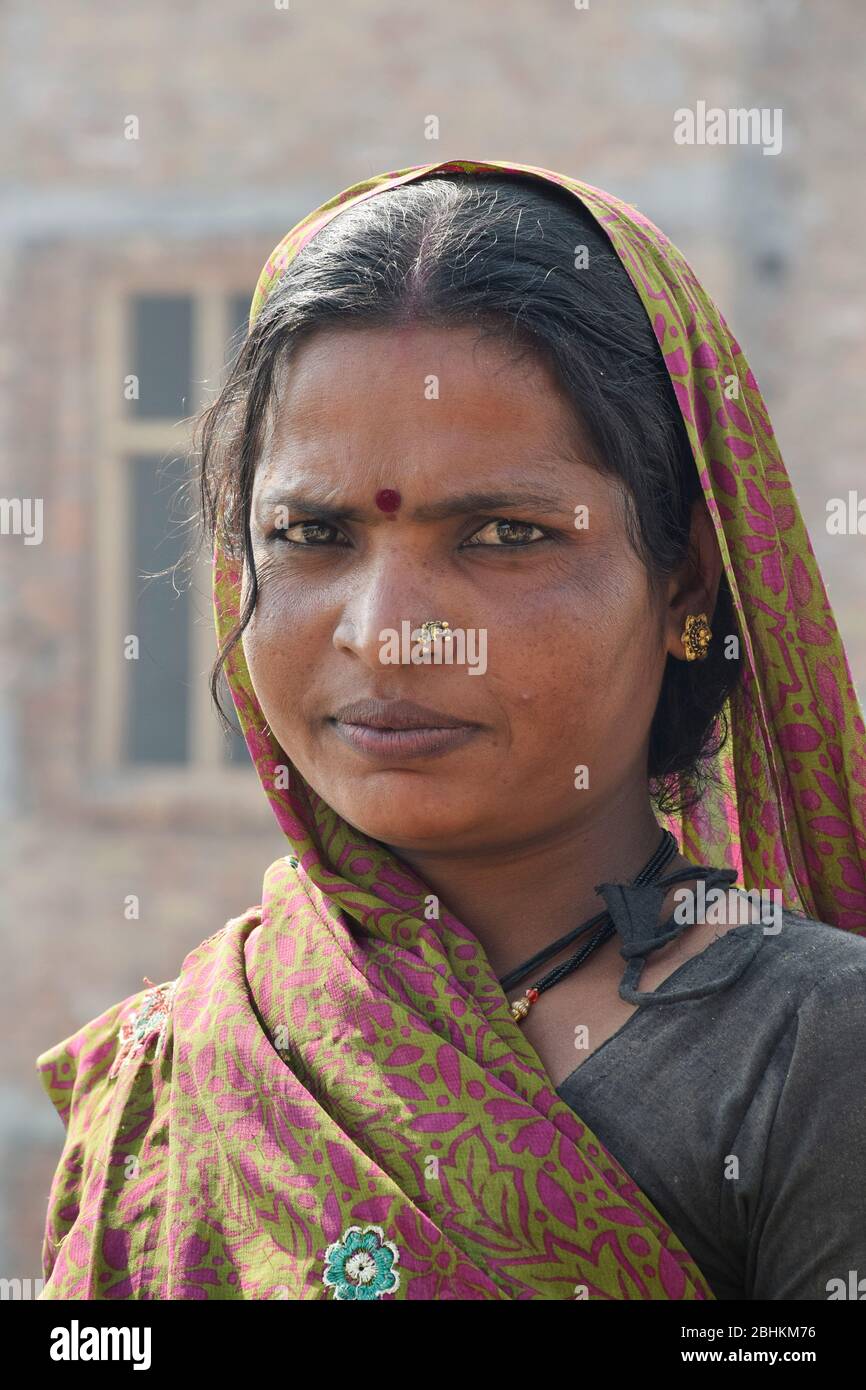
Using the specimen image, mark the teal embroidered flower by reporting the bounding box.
[322,1225,400,1300]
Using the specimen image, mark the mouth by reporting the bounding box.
[327,697,481,761]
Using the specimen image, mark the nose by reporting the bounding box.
[332,553,454,673]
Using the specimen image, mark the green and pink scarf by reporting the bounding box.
[37,159,866,1301]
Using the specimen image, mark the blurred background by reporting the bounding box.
[2,0,865,1281]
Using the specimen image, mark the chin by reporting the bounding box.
[325,783,478,851]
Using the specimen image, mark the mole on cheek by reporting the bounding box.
[374,488,402,516]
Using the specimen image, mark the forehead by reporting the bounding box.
[259,323,588,479]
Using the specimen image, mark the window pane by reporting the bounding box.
[126,453,190,763]
[225,290,253,373]
[219,292,260,766]
[218,668,245,764]
[230,291,252,342]
[130,295,193,419]
[221,291,253,764]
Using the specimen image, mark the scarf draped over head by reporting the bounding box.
[236,158,866,932]
[36,159,866,1303]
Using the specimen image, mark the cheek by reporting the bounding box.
[244,552,333,651]
[494,564,662,734]
[241,585,316,732]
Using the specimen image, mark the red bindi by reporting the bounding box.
[374,488,402,514]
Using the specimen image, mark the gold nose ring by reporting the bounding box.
[418,620,452,649]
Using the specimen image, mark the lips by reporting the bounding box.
[327,697,480,761]
[330,697,474,730]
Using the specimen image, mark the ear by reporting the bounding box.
[663,498,724,661]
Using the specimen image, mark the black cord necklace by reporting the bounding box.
[501,826,679,1024]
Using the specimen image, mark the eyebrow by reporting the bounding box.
[254,487,570,526]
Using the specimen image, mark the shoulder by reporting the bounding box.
[660,902,866,1055]
[717,906,866,1049]
[35,912,261,1134]
[654,889,866,1014]
[36,905,265,1129]
[35,981,170,1130]
[695,887,866,989]
[780,911,866,1042]
[718,912,866,1161]
[778,918,866,1051]
[731,909,866,1087]
[757,907,866,998]
[730,914,866,1298]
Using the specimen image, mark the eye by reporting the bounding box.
[269,520,349,547]
[265,515,551,549]
[463,518,549,547]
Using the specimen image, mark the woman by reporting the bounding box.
[36,159,866,1301]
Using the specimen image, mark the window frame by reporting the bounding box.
[86,267,264,818]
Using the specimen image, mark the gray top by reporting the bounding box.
[555,905,866,1300]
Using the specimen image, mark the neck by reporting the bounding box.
[386,793,686,981]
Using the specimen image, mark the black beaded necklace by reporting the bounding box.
[500,826,679,1023]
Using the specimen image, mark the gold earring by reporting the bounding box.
[681,612,712,661]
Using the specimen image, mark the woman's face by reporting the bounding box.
[242,323,683,857]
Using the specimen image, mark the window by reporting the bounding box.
[131,296,193,420]
[128,449,190,763]
[91,280,257,791]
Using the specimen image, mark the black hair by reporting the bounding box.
[189,172,741,816]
